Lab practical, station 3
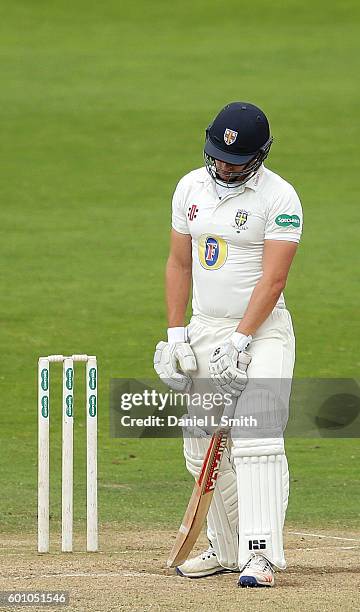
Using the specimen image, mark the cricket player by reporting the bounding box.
[154,102,303,587]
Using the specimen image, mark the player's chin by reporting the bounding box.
[218,173,236,182]
[222,177,241,184]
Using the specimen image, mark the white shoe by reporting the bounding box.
[238,554,274,588]
[176,546,236,579]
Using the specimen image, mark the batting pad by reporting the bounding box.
[232,437,287,570]
[183,435,238,569]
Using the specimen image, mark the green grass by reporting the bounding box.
[1,435,359,533]
[0,0,359,537]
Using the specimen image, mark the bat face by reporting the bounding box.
[167,430,229,568]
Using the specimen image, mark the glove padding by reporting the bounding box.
[154,341,197,392]
[209,342,252,396]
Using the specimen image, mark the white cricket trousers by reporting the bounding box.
[186,306,296,425]
[182,307,295,569]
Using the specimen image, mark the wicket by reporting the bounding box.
[38,354,98,553]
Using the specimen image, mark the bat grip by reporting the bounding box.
[216,349,252,431]
[222,397,237,421]
[214,397,238,434]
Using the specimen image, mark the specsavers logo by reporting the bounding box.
[275,214,300,228]
[41,369,49,391]
[66,368,73,391]
[66,395,73,417]
[89,395,97,417]
[41,396,49,418]
[88,367,97,390]
[198,234,228,270]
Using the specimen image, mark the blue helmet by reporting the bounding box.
[204,102,273,186]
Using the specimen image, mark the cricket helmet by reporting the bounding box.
[204,102,273,186]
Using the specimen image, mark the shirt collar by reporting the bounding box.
[243,165,264,191]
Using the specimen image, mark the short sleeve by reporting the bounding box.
[171,177,190,235]
[265,187,303,243]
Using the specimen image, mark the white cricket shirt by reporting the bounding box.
[171,165,303,319]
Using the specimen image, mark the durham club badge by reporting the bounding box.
[233,209,249,232]
[224,128,238,145]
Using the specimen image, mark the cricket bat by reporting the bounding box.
[167,427,230,568]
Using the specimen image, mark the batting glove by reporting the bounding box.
[154,327,197,392]
[209,332,252,396]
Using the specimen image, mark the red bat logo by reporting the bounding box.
[198,434,228,493]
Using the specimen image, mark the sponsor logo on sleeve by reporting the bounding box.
[275,214,300,228]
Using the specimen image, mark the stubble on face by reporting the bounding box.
[215,159,247,182]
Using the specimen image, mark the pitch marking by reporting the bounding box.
[10,571,175,580]
[288,531,360,543]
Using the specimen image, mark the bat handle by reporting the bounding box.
[222,397,237,420]
[214,397,237,434]
[216,350,252,432]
